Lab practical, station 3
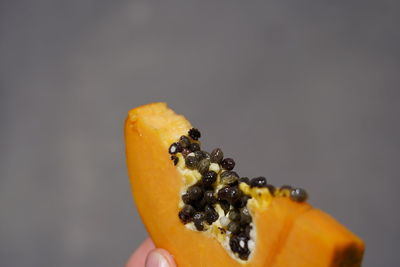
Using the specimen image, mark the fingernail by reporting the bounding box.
[145,250,170,267]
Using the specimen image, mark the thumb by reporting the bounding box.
[145,248,176,267]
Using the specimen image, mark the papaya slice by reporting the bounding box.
[125,102,364,267]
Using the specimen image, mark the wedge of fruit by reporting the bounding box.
[125,102,364,267]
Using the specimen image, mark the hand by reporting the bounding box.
[126,238,176,267]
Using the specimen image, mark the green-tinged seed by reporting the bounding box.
[229,209,241,221]
[198,158,211,174]
[194,150,210,160]
[227,221,241,234]
[240,207,252,225]
[220,171,239,185]
[210,148,224,163]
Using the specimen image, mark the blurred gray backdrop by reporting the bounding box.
[1,1,399,266]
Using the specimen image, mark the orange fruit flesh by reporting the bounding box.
[125,102,364,267]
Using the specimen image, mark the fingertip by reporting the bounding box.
[126,238,155,267]
[145,248,176,267]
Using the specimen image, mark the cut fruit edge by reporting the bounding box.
[125,102,365,267]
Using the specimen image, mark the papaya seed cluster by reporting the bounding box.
[169,128,308,261]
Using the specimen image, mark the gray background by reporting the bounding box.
[1,1,399,266]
